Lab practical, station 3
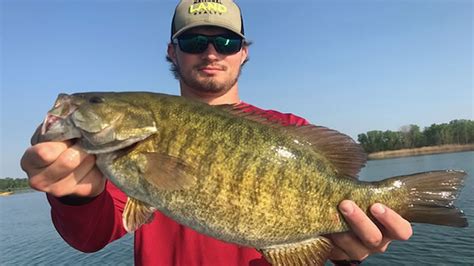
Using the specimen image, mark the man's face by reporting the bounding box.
[168,27,248,97]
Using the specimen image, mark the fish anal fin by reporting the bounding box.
[143,153,197,190]
[259,236,334,266]
[123,197,156,233]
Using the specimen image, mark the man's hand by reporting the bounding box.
[20,140,105,199]
[327,200,413,262]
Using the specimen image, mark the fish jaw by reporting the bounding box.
[39,94,82,143]
[39,113,82,143]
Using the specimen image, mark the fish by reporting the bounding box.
[37,91,468,266]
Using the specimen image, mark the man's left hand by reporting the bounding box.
[327,200,413,262]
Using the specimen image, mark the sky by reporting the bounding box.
[1,0,473,179]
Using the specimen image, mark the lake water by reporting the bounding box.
[1,151,473,265]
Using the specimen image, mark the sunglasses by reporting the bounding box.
[173,34,243,55]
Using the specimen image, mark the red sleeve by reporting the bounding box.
[237,102,310,126]
[47,181,128,252]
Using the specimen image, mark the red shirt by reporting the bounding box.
[47,102,309,266]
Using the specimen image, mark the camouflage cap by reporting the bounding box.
[171,0,245,40]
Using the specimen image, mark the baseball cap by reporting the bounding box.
[171,0,245,40]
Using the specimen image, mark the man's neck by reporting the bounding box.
[180,85,240,106]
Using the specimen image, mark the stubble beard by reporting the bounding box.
[176,61,241,95]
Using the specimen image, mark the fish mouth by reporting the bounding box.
[42,94,76,132]
[41,114,64,135]
[38,94,82,143]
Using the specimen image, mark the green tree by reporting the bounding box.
[0,178,29,191]
[357,133,369,152]
[449,119,472,144]
[400,124,425,148]
[382,130,404,151]
[358,119,473,153]
[366,130,385,152]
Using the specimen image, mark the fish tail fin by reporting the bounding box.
[396,170,468,227]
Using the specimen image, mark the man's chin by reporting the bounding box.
[194,87,227,96]
[193,79,227,93]
[181,73,236,96]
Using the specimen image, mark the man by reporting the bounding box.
[21,0,412,265]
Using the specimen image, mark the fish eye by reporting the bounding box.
[89,96,105,104]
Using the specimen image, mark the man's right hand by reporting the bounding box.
[20,140,105,199]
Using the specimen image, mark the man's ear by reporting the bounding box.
[167,43,177,64]
[241,45,249,65]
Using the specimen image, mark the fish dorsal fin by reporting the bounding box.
[143,153,197,190]
[260,236,334,266]
[217,105,367,179]
[285,125,367,179]
[123,197,156,233]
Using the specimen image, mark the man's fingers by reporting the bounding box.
[26,143,91,195]
[38,144,90,183]
[328,232,371,261]
[74,165,105,198]
[339,200,383,248]
[43,154,97,197]
[328,245,347,261]
[21,139,106,198]
[328,201,413,262]
[21,141,72,171]
[370,203,413,241]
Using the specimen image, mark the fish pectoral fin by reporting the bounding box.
[123,197,156,233]
[143,152,197,191]
[259,236,334,266]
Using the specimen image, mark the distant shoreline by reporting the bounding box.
[367,144,474,160]
[0,188,34,195]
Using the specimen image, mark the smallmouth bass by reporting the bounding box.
[37,92,468,265]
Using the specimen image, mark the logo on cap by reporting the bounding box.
[189,0,228,15]
[171,0,245,40]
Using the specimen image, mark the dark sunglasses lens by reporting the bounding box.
[178,35,209,54]
[213,36,242,54]
[178,34,242,55]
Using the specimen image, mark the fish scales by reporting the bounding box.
[109,94,404,244]
[123,97,358,244]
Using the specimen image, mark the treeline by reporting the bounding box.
[358,119,474,153]
[0,178,29,192]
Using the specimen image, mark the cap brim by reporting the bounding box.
[171,22,245,40]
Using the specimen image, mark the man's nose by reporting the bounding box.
[201,43,220,60]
